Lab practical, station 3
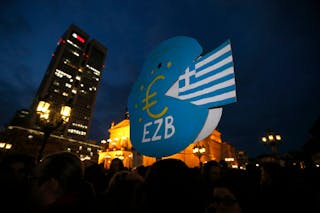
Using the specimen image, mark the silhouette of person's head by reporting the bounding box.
[0,153,35,184]
[202,160,222,184]
[0,153,36,212]
[109,158,124,172]
[205,168,253,213]
[28,152,85,211]
[143,158,205,212]
[219,159,229,169]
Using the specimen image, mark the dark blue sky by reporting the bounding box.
[0,0,319,158]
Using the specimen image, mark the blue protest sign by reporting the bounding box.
[128,36,236,158]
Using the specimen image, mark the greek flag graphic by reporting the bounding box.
[171,40,236,109]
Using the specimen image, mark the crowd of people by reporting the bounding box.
[0,151,320,212]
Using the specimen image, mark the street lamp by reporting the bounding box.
[193,144,206,167]
[261,130,282,155]
[36,100,72,162]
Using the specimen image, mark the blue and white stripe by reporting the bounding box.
[176,40,236,108]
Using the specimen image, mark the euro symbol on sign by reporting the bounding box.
[142,75,168,119]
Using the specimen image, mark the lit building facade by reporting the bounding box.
[99,116,238,168]
[0,124,102,162]
[30,24,107,141]
[0,24,107,161]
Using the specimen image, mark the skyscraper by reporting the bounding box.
[30,24,107,141]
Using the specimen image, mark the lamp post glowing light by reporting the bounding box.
[36,100,71,162]
[193,144,206,167]
[261,131,282,155]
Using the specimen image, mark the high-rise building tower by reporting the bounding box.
[30,24,107,141]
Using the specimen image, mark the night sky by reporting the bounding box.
[1,0,319,158]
